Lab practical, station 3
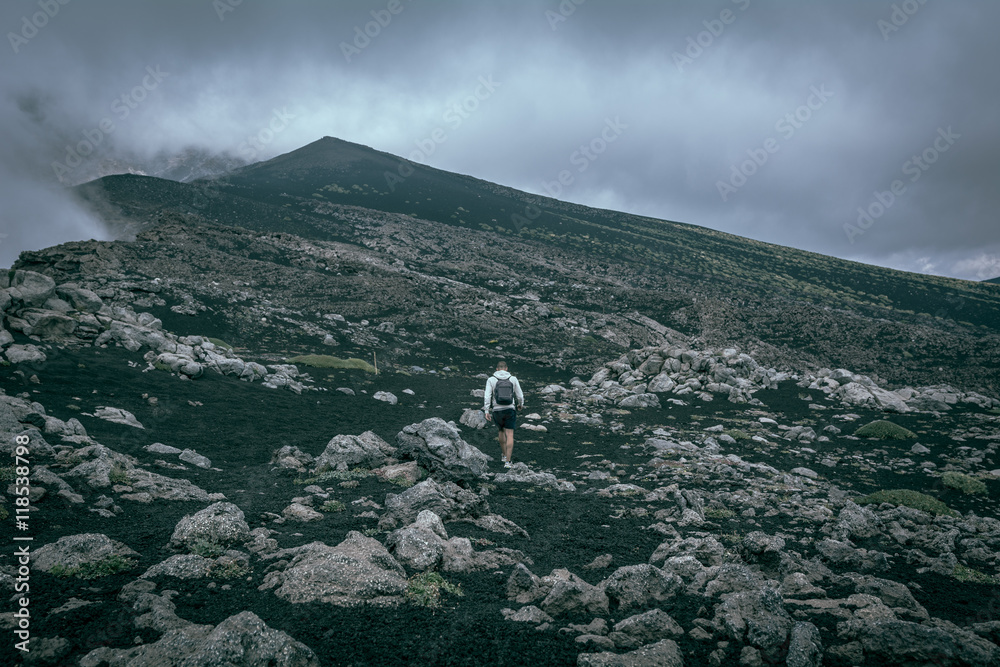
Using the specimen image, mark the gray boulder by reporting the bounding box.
[577,639,684,667]
[539,569,609,616]
[18,309,78,339]
[617,393,661,409]
[438,537,527,574]
[501,605,554,625]
[713,587,792,657]
[647,373,677,394]
[259,532,408,606]
[833,382,910,413]
[459,407,489,430]
[600,564,681,612]
[738,531,786,564]
[33,533,138,573]
[650,535,725,568]
[373,391,398,405]
[93,406,145,428]
[4,343,46,364]
[493,462,576,492]
[140,554,215,580]
[834,500,883,541]
[381,478,489,528]
[7,270,56,308]
[395,417,491,483]
[56,283,104,313]
[81,610,320,667]
[838,616,1000,666]
[315,432,389,471]
[147,442,183,455]
[179,448,212,469]
[170,502,251,550]
[786,621,823,667]
[271,444,316,471]
[607,608,684,650]
[844,574,928,620]
[126,468,220,502]
[385,510,449,571]
[63,443,136,489]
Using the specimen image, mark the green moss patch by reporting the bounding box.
[406,572,464,608]
[50,555,136,580]
[287,355,376,373]
[320,500,346,513]
[855,489,957,516]
[942,471,988,495]
[854,420,916,440]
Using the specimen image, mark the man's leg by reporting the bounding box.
[504,428,514,462]
[497,423,506,460]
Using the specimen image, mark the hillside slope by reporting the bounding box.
[64,136,1000,394]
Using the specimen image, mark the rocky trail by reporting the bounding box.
[4,267,1000,666]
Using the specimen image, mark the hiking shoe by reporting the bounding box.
[500,455,507,462]
[504,461,512,469]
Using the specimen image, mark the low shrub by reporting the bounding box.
[207,337,233,350]
[855,489,957,516]
[211,561,250,579]
[190,539,225,558]
[704,507,736,521]
[0,505,8,521]
[320,500,346,513]
[298,468,373,485]
[854,420,916,440]
[942,471,988,496]
[953,564,1000,585]
[0,466,15,483]
[723,429,750,441]
[50,555,136,579]
[287,355,376,373]
[406,572,464,608]
[109,464,130,485]
[388,476,415,489]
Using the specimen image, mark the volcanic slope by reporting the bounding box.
[69,136,1000,394]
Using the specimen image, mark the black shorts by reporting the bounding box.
[494,408,517,430]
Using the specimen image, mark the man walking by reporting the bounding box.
[483,361,524,468]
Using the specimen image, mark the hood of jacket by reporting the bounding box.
[493,370,512,380]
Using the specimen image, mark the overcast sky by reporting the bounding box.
[2,0,998,280]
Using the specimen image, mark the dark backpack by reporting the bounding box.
[494,377,515,406]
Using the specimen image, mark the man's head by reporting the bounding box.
[496,361,507,371]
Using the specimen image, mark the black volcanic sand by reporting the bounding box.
[6,340,1000,666]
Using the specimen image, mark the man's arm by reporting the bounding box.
[483,377,493,413]
[513,377,525,409]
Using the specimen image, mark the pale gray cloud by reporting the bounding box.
[2,0,998,280]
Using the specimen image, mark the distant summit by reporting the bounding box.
[221,136,401,177]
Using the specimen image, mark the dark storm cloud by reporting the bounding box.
[2,0,998,280]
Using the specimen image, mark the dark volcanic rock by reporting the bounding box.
[395,417,491,483]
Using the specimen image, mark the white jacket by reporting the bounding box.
[484,370,524,412]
